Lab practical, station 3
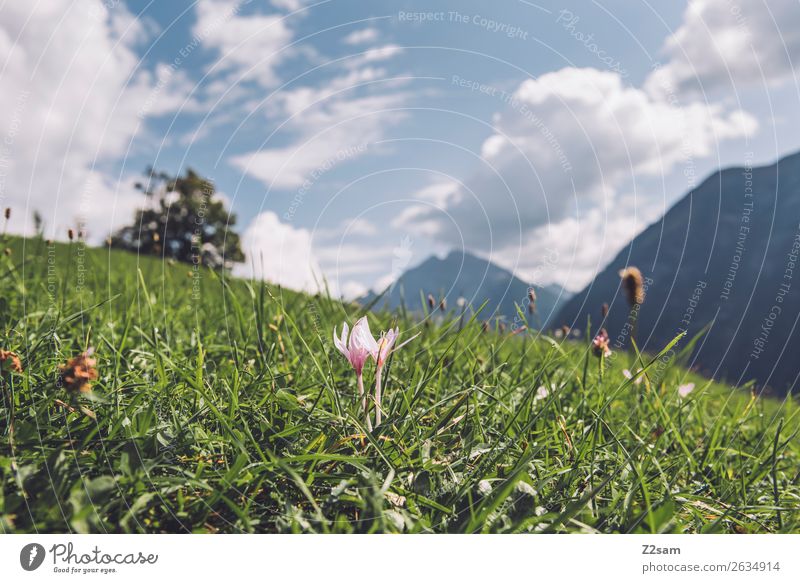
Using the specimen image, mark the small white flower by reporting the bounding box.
[477,480,492,496]
[678,383,695,398]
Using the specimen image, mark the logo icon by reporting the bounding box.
[20,543,46,571]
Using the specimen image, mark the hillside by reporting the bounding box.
[556,151,800,395]
[362,250,569,328]
[0,236,797,533]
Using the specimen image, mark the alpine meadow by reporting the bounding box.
[0,234,797,534]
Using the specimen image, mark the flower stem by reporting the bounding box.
[357,373,372,431]
[374,366,383,427]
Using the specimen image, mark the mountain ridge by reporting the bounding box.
[555,149,800,394]
[362,249,570,328]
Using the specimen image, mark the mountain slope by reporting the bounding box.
[556,151,800,394]
[362,250,569,328]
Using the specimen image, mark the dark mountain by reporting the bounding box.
[556,151,800,395]
[362,250,570,329]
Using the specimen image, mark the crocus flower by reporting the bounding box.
[372,326,418,426]
[333,316,378,375]
[678,383,695,398]
[333,317,378,430]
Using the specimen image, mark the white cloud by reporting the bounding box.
[492,198,660,292]
[235,211,323,291]
[230,68,410,189]
[399,67,755,249]
[0,1,190,241]
[271,0,308,11]
[316,242,398,277]
[342,28,380,45]
[194,0,294,88]
[317,217,378,238]
[646,0,800,96]
[340,280,368,299]
[236,211,376,299]
[343,45,404,69]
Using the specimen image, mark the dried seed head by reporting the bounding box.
[561,325,570,337]
[0,350,23,373]
[427,293,435,310]
[4,208,10,220]
[68,228,75,241]
[438,297,446,311]
[601,302,609,319]
[619,267,644,306]
[498,321,506,333]
[481,321,490,334]
[105,237,113,246]
[59,352,98,394]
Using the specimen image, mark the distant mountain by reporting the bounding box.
[556,151,800,395]
[362,250,570,329]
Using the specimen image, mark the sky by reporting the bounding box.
[1,0,799,297]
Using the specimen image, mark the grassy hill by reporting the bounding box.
[0,236,798,533]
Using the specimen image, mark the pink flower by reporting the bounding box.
[333,317,419,429]
[372,326,419,426]
[334,317,379,431]
[372,326,420,368]
[678,383,695,398]
[333,316,378,375]
[375,328,398,367]
[592,328,611,357]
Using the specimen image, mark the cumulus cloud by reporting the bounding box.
[645,0,800,96]
[270,0,310,12]
[230,67,409,189]
[235,211,322,291]
[398,67,756,250]
[492,197,661,292]
[236,211,375,299]
[194,0,294,88]
[342,28,380,45]
[0,1,191,241]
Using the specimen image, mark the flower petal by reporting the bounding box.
[333,322,349,357]
[351,317,378,355]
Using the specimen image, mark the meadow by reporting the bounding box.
[0,235,798,533]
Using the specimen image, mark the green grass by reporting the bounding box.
[0,235,798,533]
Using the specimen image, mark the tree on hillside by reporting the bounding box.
[110,168,245,270]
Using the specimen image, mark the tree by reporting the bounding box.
[110,168,245,269]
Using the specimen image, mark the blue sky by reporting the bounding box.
[2,0,800,296]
